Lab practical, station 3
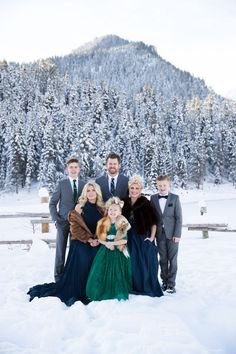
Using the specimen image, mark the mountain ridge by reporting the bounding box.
[53,34,209,100]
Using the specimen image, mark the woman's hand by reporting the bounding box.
[144,237,154,242]
[75,204,82,214]
[92,239,99,247]
[88,238,99,247]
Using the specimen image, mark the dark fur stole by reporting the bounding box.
[123,195,159,235]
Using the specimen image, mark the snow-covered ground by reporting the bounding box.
[0,183,236,354]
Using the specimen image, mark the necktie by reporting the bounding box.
[110,177,115,195]
[73,179,78,203]
[158,195,168,199]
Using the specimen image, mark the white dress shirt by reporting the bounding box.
[69,177,78,191]
[159,195,168,213]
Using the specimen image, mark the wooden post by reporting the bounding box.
[42,217,49,233]
[202,229,209,239]
[41,196,49,203]
[38,187,49,233]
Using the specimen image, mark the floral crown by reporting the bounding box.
[105,196,124,210]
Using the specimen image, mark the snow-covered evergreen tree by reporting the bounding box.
[186,99,206,188]
[4,114,26,192]
[25,109,40,191]
[38,116,63,193]
[115,96,139,176]
[0,37,235,192]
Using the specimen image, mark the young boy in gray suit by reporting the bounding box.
[49,157,85,281]
[150,175,182,294]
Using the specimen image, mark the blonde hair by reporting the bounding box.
[128,175,144,190]
[105,196,124,211]
[78,182,105,210]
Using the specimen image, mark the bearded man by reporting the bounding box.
[96,153,129,202]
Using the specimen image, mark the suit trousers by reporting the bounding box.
[157,228,179,287]
[54,221,70,282]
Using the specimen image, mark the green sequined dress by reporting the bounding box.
[86,223,132,301]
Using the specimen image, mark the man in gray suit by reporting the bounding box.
[151,175,182,294]
[96,152,129,202]
[49,157,85,281]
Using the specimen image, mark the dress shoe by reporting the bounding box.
[166,286,176,294]
[161,283,168,291]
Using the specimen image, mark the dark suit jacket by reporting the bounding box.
[49,178,86,222]
[150,192,182,240]
[96,173,129,202]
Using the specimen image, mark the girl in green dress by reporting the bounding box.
[86,197,132,301]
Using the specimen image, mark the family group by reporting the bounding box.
[27,153,182,305]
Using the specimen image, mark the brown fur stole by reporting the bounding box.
[68,210,94,243]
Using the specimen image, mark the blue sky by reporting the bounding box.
[1,0,236,98]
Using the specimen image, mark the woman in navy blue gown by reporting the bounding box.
[27,182,104,306]
[123,175,163,298]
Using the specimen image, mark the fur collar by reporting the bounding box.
[123,196,159,235]
[96,215,131,241]
[96,215,131,257]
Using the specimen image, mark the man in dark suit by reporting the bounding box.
[96,152,129,202]
[49,157,85,281]
[151,175,182,294]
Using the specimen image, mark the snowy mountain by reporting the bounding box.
[0,35,236,193]
[71,35,130,54]
[54,35,209,100]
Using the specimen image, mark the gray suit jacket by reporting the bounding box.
[150,192,182,239]
[49,178,86,222]
[96,173,129,202]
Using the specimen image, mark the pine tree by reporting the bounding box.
[38,116,62,193]
[115,96,139,176]
[25,110,40,191]
[0,106,7,189]
[4,114,26,192]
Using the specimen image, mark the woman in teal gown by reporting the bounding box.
[27,182,104,306]
[86,197,132,301]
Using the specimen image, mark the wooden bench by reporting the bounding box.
[0,239,57,249]
[185,223,232,238]
[30,218,54,233]
[0,212,53,234]
[0,212,50,218]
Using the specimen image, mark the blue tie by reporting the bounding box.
[110,178,115,195]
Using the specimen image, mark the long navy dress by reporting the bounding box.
[123,196,163,298]
[27,202,103,306]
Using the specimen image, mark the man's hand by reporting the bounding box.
[172,237,180,243]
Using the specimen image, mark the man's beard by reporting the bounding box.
[108,168,118,175]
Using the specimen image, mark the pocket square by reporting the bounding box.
[168,203,173,207]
